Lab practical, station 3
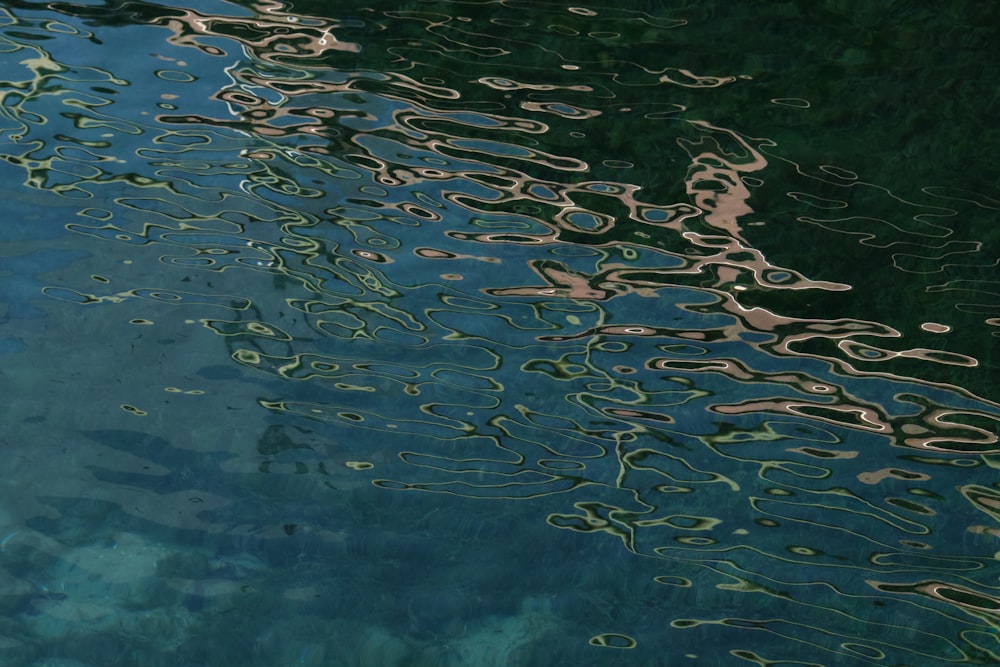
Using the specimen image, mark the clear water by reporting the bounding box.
[1,1,998,665]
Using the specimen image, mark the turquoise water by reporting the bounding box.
[1,1,998,665]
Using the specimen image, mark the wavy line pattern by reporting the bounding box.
[1,1,998,665]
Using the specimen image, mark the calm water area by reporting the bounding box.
[1,1,998,665]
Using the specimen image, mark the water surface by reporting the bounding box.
[1,1,998,665]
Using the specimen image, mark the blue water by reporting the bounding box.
[1,1,999,665]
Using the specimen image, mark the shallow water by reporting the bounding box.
[1,1,998,665]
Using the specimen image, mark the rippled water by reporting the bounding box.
[2,1,998,665]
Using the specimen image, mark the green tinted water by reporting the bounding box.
[1,1,998,666]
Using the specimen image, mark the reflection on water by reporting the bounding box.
[2,1,999,665]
